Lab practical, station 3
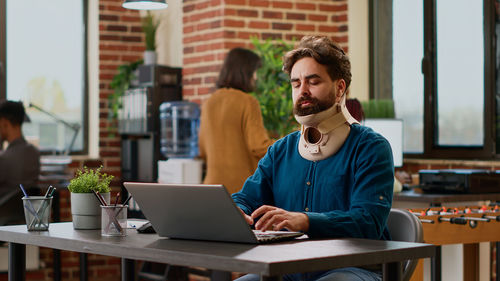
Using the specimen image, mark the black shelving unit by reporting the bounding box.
[120,65,185,280]
[119,65,182,217]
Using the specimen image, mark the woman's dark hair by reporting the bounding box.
[0,100,25,126]
[283,36,351,89]
[216,48,262,93]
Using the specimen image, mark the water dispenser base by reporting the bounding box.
[158,159,203,184]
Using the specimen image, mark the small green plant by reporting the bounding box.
[142,11,160,51]
[68,166,114,193]
[251,37,298,138]
[360,99,395,118]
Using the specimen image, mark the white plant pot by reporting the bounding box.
[70,192,110,229]
[143,50,157,65]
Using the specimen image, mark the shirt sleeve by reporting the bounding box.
[242,96,275,158]
[306,134,394,240]
[231,144,275,215]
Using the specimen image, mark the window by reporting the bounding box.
[496,1,500,153]
[374,0,496,159]
[392,0,424,153]
[0,0,88,154]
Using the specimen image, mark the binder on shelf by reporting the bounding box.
[118,87,153,134]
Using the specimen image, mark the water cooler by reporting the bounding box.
[157,101,203,184]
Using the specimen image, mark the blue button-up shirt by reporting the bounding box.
[232,124,394,240]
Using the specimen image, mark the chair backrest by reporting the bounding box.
[387,208,423,281]
[0,189,25,226]
[0,186,41,226]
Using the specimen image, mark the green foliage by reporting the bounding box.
[250,37,298,138]
[360,99,395,118]
[108,59,143,119]
[142,12,160,51]
[67,166,114,193]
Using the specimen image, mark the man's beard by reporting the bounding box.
[293,95,334,116]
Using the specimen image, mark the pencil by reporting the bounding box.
[92,190,105,206]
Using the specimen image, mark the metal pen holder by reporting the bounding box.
[22,196,52,231]
[101,205,127,237]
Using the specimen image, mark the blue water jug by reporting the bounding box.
[160,101,200,158]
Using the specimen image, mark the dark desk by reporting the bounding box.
[394,189,500,207]
[0,222,435,281]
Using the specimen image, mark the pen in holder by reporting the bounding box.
[20,184,55,231]
[22,196,52,231]
[101,205,127,237]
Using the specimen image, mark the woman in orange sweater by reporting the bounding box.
[198,48,274,194]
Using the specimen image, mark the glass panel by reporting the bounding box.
[393,0,424,153]
[436,0,484,146]
[496,2,500,153]
[6,0,84,153]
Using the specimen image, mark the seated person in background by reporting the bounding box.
[232,36,394,281]
[0,100,40,201]
[395,170,412,187]
[199,48,274,194]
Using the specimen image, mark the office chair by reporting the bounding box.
[0,186,42,226]
[386,208,424,281]
[0,189,26,226]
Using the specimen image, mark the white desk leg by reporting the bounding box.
[8,242,25,281]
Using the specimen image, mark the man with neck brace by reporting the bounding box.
[232,36,393,281]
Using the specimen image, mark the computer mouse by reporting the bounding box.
[136,222,156,234]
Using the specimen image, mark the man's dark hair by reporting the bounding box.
[216,48,262,93]
[283,36,352,89]
[0,100,26,126]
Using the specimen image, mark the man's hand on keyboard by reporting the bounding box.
[238,207,254,225]
[251,205,309,232]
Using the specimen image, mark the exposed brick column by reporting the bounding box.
[97,0,144,179]
[25,1,145,281]
[182,0,349,103]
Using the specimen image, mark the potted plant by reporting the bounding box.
[68,166,114,229]
[108,59,143,121]
[250,37,298,138]
[142,11,160,65]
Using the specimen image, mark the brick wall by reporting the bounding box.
[182,0,349,103]
[51,1,145,280]
[0,1,143,281]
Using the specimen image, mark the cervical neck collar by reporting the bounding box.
[295,101,359,161]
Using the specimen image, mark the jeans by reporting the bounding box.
[234,267,382,281]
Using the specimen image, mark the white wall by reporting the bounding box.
[88,0,99,158]
[348,0,369,101]
[154,1,183,68]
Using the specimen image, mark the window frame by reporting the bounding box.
[0,0,89,155]
[371,0,497,160]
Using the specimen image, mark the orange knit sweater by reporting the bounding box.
[198,88,274,194]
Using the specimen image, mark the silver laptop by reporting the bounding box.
[124,182,303,244]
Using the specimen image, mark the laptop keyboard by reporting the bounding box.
[253,230,303,243]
